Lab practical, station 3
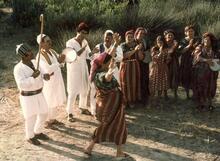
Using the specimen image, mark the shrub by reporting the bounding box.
[11,0,220,43]
[11,0,45,27]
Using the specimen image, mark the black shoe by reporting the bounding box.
[27,137,41,145]
[34,133,49,140]
[68,114,75,122]
[80,108,92,115]
[52,119,64,125]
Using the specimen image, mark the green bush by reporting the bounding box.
[11,0,45,27]
[11,0,220,43]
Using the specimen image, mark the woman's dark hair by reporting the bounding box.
[163,29,175,36]
[184,25,194,32]
[202,32,218,51]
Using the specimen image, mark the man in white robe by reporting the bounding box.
[90,30,123,116]
[36,34,66,128]
[14,43,49,145]
[66,22,94,122]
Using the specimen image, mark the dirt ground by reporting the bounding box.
[0,8,220,161]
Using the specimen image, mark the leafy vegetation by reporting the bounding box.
[9,0,220,49]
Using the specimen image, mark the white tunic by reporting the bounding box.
[94,43,123,82]
[66,38,91,94]
[13,60,48,119]
[37,49,66,108]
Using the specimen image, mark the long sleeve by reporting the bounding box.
[39,59,59,74]
[115,46,123,62]
[14,66,36,89]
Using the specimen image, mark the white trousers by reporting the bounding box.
[47,107,57,121]
[25,113,47,139]
[66,91,88,115]
[90,83,96,115]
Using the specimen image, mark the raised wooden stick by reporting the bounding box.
[36,14,44,70]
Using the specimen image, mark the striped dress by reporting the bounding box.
[119,42,141,105]
[92,72,127,145]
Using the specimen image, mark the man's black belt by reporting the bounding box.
[21,88,43,96]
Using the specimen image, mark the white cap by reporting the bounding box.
[15,43,31,57]
[36,34,46,44]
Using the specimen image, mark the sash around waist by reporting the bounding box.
[122,59,137,62]
[21,88,43,96]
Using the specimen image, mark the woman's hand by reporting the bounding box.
[135,44,142,51]
[108,58,116,70]
[113,33,121,46]
[206,59,214,66]
[189,39,194,47]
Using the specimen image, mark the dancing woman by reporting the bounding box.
[84,33,127,157]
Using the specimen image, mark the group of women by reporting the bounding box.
[118,25,219,111]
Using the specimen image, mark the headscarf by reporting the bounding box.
[104,29,114,37]
[89,52,112,82]
[134,27,146,39]
[16,43,31,57]
[125,30,134,37]
[163,29,175,36]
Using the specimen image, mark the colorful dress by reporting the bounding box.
[192,48,219,103]
[92,71,127,145]
[149,47,169,95]
[120,42,141,105]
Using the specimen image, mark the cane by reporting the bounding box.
[36,14,44,70]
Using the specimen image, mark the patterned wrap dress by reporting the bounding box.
[192,48,219,103]
[92,71,127,145]
[149,47,169,95]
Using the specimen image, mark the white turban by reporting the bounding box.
[36,34,46,44]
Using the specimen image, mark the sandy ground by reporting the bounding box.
[0,8,220,161]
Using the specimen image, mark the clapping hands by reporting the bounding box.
[113,33,121,46]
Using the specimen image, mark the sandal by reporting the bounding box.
[52,119,64,125]
[84,149,92,156]
[68,114,75,122]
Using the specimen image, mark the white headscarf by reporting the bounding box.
[104,30,114,37]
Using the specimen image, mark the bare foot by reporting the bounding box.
[116,152,128,157]
[84,148,92,156]
[92,115,97,120]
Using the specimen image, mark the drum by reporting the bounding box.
[209,59,220,71]
[62,48,77,63]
